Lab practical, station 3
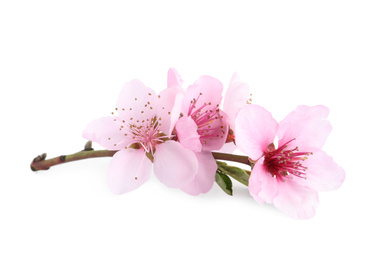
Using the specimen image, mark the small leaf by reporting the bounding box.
[216,161,227,167]
[215,171,233,196]
[218,163,250,186]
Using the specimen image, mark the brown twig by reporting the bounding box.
[30,141,252,172]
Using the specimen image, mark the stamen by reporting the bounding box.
[125,110,170,155]
[264,139,311,181]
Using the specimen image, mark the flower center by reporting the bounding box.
[263,139,312,181]
[187,93,226,144]
[128,116,169,154]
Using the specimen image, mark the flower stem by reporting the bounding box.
[212,152,252,166]
[30,141,252,172]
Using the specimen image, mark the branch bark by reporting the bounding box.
[30,141,252,172]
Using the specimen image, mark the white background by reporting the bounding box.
[1,0,379,259]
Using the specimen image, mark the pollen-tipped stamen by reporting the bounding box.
[264,139,311,181]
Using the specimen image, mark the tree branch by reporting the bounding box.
[30,141,252,172]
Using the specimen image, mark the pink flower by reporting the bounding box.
[235,105,345,219]
[175,73,229,152]
[167,68,228,195]
[83,79,198,194]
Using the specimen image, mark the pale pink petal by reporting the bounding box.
[248,157,279,204]
[167,67,184,88]
[217,142,237,153]
[107,149,152,194]
[116,79,158,121]
[278,105,332,153]
[168,92,184,135]
[181,75,223,115]
[153,141,198,188]
[175,116,202,152]
[272,180,319,219]
[156,86,185,135]
[82,116,133,150]
[199,109,229,151]
[223,72,251,131]
[292,150,345,192]
[235,105,278,160]
[180,152,217,195]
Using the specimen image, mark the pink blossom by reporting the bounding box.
[83,79,198,194]
[167,68,227,195]
[235,105,345,219]
[175,73,229,152]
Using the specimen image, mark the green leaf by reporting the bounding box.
[215,171,233,196]
[216,161,227,167]
[217,163,250,186]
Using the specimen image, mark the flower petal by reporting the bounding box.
[235,105,278,160]
[107,149,152,194]
[168,92,184,135]
[167,67,184,88]
[156,86,185,135]
[175,116,202,152]
[181,75,223,115]
[217,142,237,153]
[293,150,345,192]
[250,158,319,219]
[116,79,158,121]
[180,152,217,195]
[199,109,229,151]
[223,72,250,131]
[248,157,279,204]
[272,180,319,219]
[153,141,198,188]
[82,116,132,150]
[278,105,332,152]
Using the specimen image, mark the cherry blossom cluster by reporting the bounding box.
[83,68,345,219]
